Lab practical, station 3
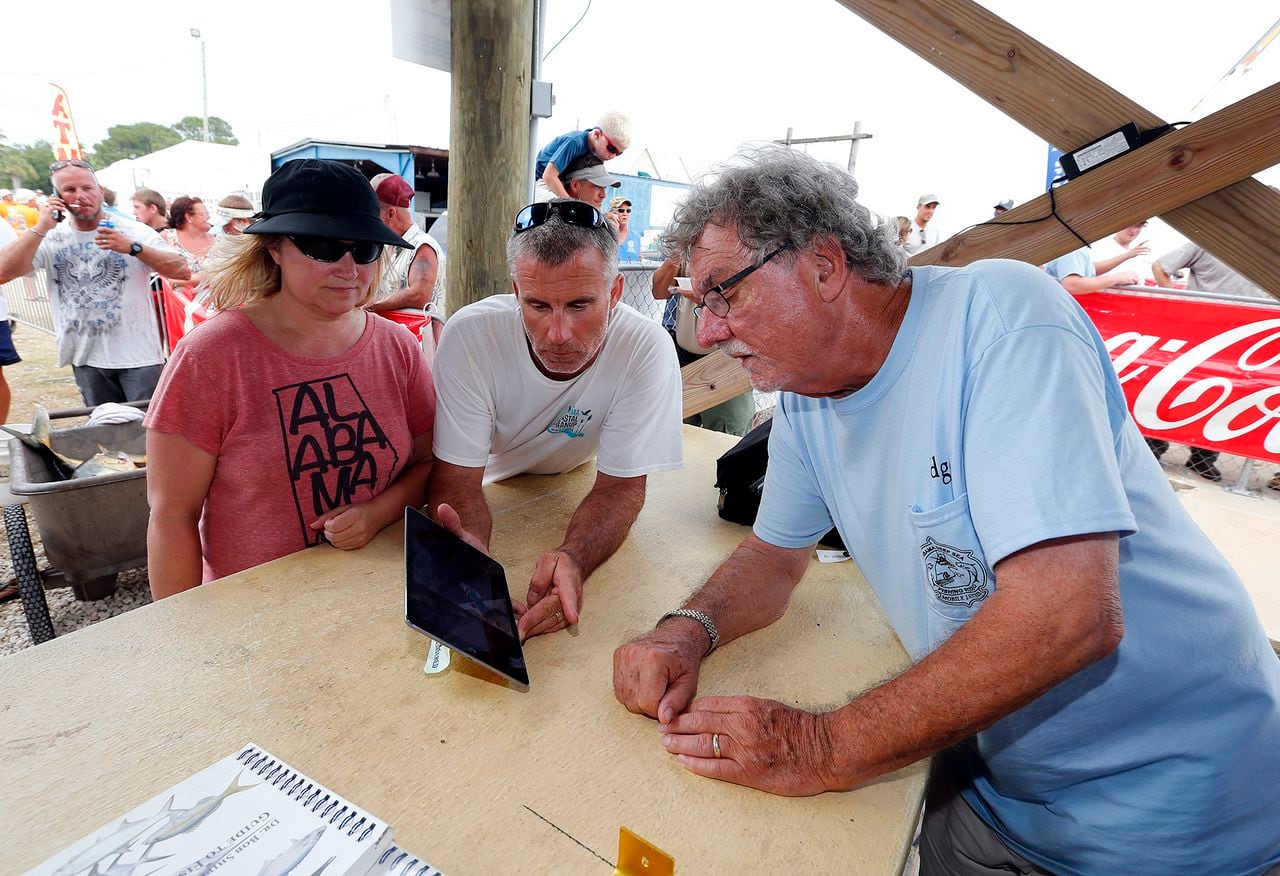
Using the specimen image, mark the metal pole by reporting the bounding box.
[1226,456,1258,497]
[528,0,546,202]
[848,120,862,175]
[201,40,210,143]
[784,127,793,146]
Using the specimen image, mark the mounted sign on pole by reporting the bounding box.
[1045,145,1065,190]
[49,83,84,162]
[389,0,451,72]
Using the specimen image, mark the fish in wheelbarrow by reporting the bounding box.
[0,404,146,481]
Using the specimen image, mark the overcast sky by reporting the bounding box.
[2,0,1276,254]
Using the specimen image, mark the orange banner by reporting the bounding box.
[49,83,84,162]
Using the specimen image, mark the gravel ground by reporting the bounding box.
[0,327,150,655]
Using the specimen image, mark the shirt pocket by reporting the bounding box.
[908,492,995,650]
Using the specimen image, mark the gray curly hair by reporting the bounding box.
[661,145,905,285]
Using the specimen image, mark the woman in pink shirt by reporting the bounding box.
[145,159,436,597]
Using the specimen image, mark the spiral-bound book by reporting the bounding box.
[29,743,397,876]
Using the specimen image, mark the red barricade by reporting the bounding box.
[1075,291,1280,464]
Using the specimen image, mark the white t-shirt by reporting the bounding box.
[1089,233,1153,280]
[0,219,16,320]
[32,215,172,368]
[376,223,447,316]
[433,294,684,484]
[902,220,939,255]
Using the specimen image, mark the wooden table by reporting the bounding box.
[0,427,926,874]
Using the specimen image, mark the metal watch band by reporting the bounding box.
[658,609,719,655]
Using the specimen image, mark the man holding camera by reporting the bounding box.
[0,159,190,406]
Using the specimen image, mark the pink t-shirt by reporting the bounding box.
[145,310,435,582]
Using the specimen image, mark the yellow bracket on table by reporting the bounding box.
[614,826,675,876]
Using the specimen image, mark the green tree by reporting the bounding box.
[0,131,29,190]
[0,137,58,191]
[171,115,238,145]
[91,122,182,167]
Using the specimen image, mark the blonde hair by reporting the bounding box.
[201,233,384,311]
[597,111,632,151]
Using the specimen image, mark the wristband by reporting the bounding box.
[658,609,719,655]
[29,229,45,239]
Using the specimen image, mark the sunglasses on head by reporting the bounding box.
[49,158,94,173]
[287,235,383,264]
[513,201,604,233]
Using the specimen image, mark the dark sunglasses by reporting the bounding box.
[615,207,632,213]
[49,158,94,173]
[513,201,604,233]
[603,134,621,156]
[287,235,383,265]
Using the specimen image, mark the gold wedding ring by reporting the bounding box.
[712,733,722,759]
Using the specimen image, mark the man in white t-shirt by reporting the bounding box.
[429,199,683,640]
[369,173,446,317]
[902,193,940,255]
[1090,219,1152,279]
[0,159,190,405]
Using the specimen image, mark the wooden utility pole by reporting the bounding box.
[447,0,534,312]
[776,123,873,175]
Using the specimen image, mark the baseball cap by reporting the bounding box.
[994,198,1014,211]
[918,193,940,207]
[563,163,621,189]
[15,189,36,202]
[245,159,411,247]
[609,196,632,210]
[371,173,414,208]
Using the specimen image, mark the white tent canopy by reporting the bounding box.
[96,140,272,209]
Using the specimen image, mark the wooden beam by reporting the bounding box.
[835,0,1280,297]
[682,350,753,419]
[911,83,1280,278]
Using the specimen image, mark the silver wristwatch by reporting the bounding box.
[658,608,719,655]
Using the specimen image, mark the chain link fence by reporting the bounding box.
[2,270,55,336]
[620,265,777,424]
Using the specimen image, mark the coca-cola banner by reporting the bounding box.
[1074,292,1280,463]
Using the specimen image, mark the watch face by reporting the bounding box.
[129,242,143,255]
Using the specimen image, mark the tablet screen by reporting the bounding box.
[404,507,529,687]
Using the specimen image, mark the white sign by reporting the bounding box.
[390,0,451,73]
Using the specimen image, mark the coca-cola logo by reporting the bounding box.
[1101,318,1280,456]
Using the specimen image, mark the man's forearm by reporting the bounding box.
[672,534,810,648]
[0,234,40,283]
[822,540,1123,789]
[139,247,191,280]
[427,473,493,547]
[557,475,647,580]
[1093,253,1128,274]
[370,282,431,312]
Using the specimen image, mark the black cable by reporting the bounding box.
[543,0,592,61]
[946,179,1089,250]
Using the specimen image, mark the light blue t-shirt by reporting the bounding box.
[754,260,1280,876]
[1043,245,1095,282]
[535,129,592,178]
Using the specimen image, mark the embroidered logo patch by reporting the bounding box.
[546,405,592,438]
[920,537,990,607]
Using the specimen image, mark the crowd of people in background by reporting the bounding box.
[0,114,1277,876]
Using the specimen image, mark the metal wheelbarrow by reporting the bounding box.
[4,403,149,645]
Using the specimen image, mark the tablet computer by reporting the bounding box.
[403,506,529,687]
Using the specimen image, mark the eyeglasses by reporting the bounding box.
[49,159,94,173]
[287,235,384,265]
[603,134,621,156]
[615,207,632,214]
[513,201,604,234]
[695,245,790,319]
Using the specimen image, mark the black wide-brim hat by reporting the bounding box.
[245,158,412,248]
